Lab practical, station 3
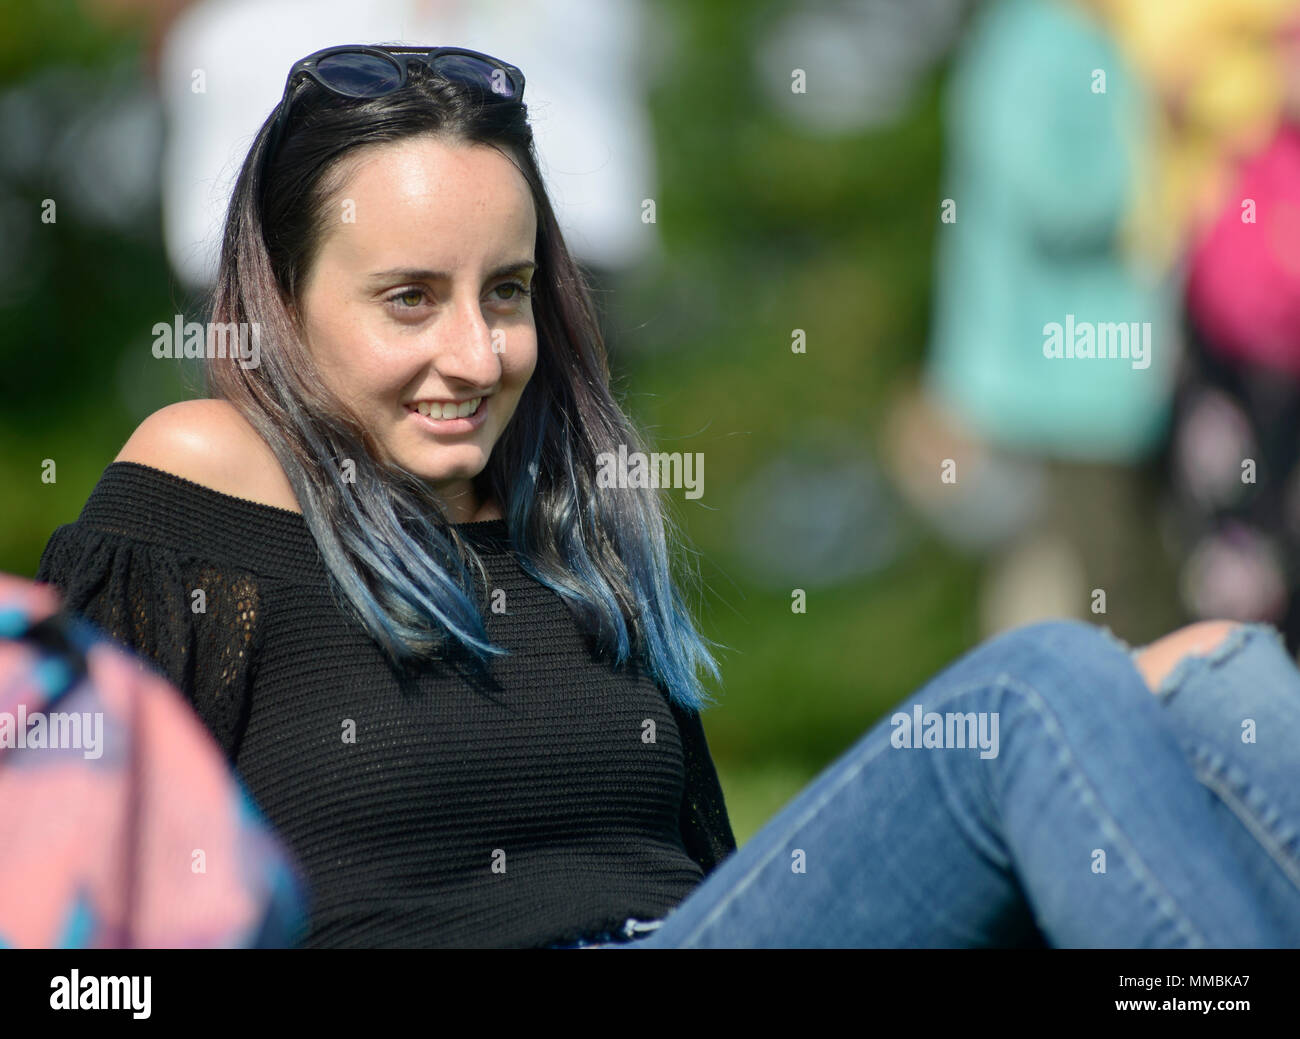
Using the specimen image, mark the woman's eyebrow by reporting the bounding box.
[365,260,536,283]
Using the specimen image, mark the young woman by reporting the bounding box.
[35,45,1300,949]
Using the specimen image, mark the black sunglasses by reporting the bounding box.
[260,45,526,176]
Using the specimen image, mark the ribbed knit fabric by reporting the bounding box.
[35,462,737,949]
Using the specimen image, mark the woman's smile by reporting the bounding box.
[404,394,489,434]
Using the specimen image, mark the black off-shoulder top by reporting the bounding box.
[35,462,736,949]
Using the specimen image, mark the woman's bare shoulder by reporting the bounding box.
[114,399,302,514]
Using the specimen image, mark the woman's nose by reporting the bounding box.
[432,298,501,383]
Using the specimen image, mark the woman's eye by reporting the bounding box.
[386,288,429,310]
[491,280,532,303]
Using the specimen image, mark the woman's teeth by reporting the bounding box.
[413,398,481,419]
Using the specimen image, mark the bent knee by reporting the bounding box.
[1133,620,1242,694]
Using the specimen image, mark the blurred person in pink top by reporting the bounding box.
[1162,11,1300,653]
[0,572,308,948]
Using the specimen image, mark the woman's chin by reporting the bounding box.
[397,454,489,486]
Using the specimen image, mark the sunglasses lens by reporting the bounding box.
[315,52,404,95]
[434,54,521,99]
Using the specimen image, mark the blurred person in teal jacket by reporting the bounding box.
[926,0,1176,459]
[885,0,1185,645]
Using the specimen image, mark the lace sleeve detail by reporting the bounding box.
[35,523,262,759]
[669,700,738,875]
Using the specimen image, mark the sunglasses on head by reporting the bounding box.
[260,44,526,176]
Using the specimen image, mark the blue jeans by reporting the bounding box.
[563,619,1300,948]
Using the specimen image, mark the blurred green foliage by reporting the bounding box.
[0,0,138,80]
[623,0,982,840]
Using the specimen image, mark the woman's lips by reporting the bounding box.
[404,396,488,434]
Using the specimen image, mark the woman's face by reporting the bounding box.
[297,135,539,522]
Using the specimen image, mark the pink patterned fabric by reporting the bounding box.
[1186,123,1300,378]
[0,572,307,948]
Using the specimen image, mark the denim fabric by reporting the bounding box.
[570,619,1300,948]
